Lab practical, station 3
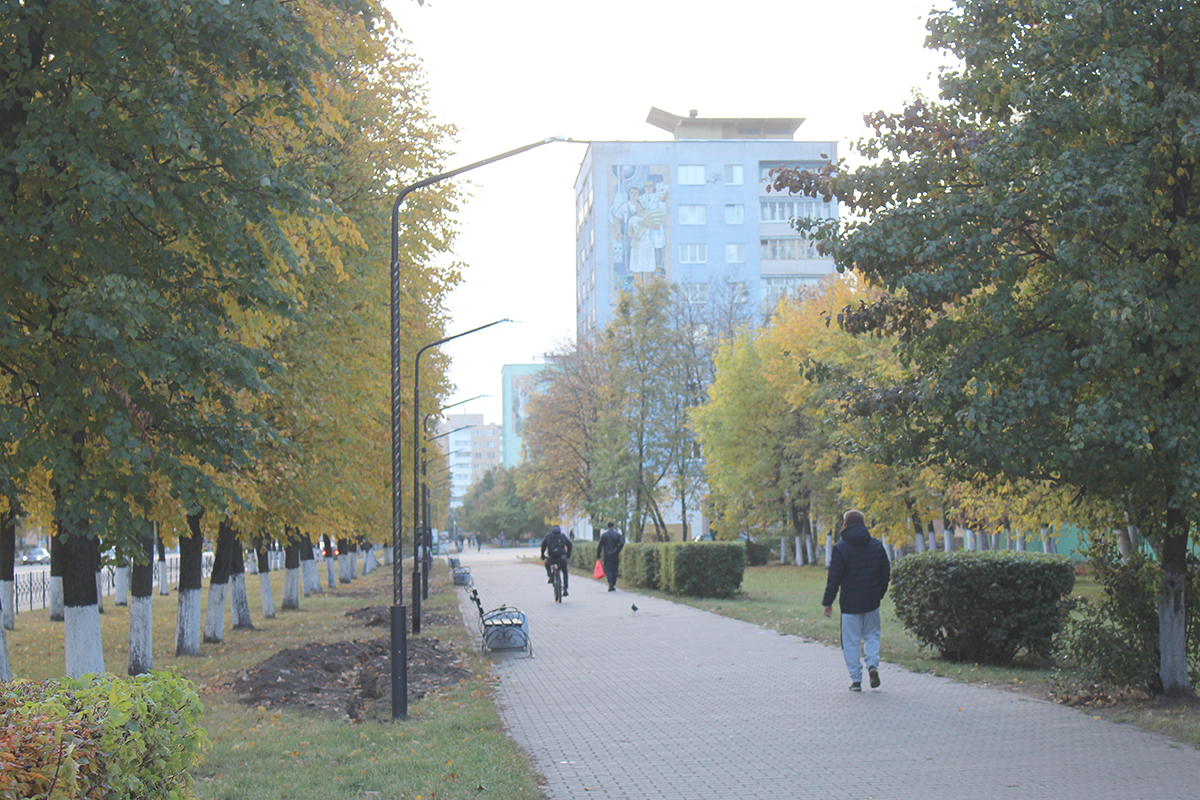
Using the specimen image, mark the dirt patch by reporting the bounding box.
[228,606,475,722]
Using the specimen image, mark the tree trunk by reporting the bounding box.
[204,519,236,644]
[175,512,204,656]
[1,511,14,631]
[128,519,156,676]
[254,538,275,618]
[63,529,105,678]
[1117,526,1134,564]
[300,535,320,595]
[49,532,64,621]
[157,532,170,595]
[282,541,301,610]
[229,542,253,629]
[1158,510,1193,697]
[323,535,337,589]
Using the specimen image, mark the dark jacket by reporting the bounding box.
[540,530,572,562]
[597,527,624,560]
[821,523,890,614]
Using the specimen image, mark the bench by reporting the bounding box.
[469,587,530,655]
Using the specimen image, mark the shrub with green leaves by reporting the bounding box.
[0,671,207,800]
[891,550,1075,665]
[620,542,661,589]
[571,540,598,570]
[662,542,745,598]
[1061,539,1200,692]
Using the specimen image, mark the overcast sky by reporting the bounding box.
[386,0,955,423]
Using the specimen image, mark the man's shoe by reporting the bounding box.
[849,682,862,692]
[869,667,880,688]
[547,578,553,584]
[562,590,568,597]
[608,586,615,591]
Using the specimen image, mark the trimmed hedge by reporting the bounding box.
[620,542,661,589]
[570,541,598,570]
[662,542,745,598]
[0,671,207,800]
[891,550,1075,665]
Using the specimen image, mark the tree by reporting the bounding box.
[458,466,550,541]
[773,0,1200,694]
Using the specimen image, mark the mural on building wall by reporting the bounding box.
[608,165,670,292]
[509,372,539,437]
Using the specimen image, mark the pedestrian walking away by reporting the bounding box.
[822,509,890,691]
[597,521,624,591]
[540,525,573,597]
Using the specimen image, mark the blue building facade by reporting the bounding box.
[575,108,839,335]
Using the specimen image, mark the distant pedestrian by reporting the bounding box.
[822,509,891,691]
[597,522,624,591]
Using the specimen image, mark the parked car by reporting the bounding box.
[21,546,51,565]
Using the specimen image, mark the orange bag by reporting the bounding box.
[593,559,605,579]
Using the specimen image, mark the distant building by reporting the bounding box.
[501,363,548,467]
[575,107,838,335]
[434,414,501,510]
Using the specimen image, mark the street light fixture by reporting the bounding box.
[413,319,510,632]
[388,136,575,720]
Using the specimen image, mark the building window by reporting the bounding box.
[679,204,706,225]
[725,204,744,225]
[725,243,745,263]
[680,243,707,264]
[724,165,744,185]
[762,275,824,306]
[681,282,709,304]
[760,199,837,222]
[678,165,705,185]
[761,238,818,260]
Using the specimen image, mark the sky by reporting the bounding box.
[386,0,955,423]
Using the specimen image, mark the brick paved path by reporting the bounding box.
[456,547,1200,800]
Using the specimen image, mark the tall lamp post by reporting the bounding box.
[413,320,509,632]
[388,136,573,721]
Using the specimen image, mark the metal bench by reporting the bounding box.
[469,587,530,655]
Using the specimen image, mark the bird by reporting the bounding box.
[631,603,638,613]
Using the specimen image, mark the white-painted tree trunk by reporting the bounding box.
[823,531,833,566]
[1117,527,1134,563]
[1160,571,1190,695]
[934,519,952,552]
[114,565,129,606]
[301,559,321,595]
[128,595,153,675]
[914,531,926,553]
[338,553,351,584]
[325,556,337,589]
[883,541,894,562]
[94,571,104,613]
[174,588,201,656]
[230,574,253,629]
[364,547,378,574]
[805,536,815,565]
[203,583,227,643]
[282,567,300,610]
[1,580,13,630]
[158,560,170,595]
[1013,528,1025,551]
[65,604,105,677]
[383,545,393,566]
[258,572,276,618]
[925,530,935,551]
[49,576,64,621]
[963,528,975,551]
[0,624,9,681]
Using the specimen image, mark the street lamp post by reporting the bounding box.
[412,320,509,633]
[388,137,572,720]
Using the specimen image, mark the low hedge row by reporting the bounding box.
[616,541,745,598]
[0,671,206,800]
[891,550,1075,665]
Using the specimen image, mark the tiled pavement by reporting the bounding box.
[454,546,1200,800]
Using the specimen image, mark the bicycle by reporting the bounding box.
[549,560,563,603]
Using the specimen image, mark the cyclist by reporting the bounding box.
[540,525,573,597]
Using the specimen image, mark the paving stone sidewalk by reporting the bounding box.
[454,546,1200,800]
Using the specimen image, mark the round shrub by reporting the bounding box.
[891,550,1075,665]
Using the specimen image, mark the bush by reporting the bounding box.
[1061,539,1200,692]
[891,550,1075,665]
[662,542,745,598]
[571,541,597,570]
[0,671,207,800]
[620,543,660,589]
[743,538,771,566]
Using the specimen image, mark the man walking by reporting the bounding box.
[597,522,624,591]
[822,509,890,691]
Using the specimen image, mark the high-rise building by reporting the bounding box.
[501,363,548,468]
[434,414,501,510]
[575,107,838,335]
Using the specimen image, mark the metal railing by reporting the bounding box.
[6,555,214,615]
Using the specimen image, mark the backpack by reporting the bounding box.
[546,533,566,559]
